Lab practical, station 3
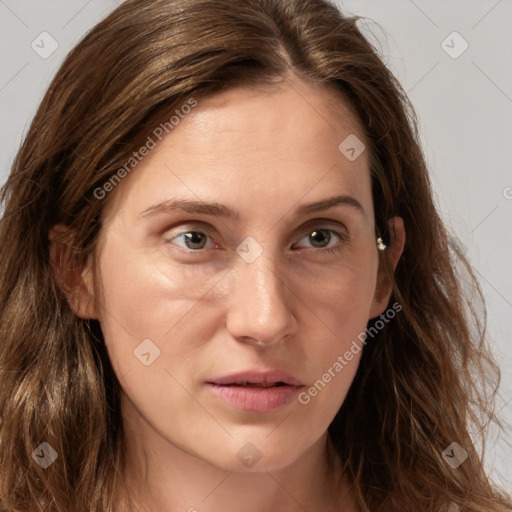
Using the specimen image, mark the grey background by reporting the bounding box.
[0,0,511,490]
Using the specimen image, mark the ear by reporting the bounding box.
[369,216,405,319]
[48,224,99,319]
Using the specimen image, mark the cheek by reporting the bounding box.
[295,277,372,426]
[299,255,376,395]
[93,237,206,375]
[307,253,378,338]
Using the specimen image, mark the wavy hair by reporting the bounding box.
[0,0,510,510]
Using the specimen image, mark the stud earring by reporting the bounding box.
[376,237,387,251]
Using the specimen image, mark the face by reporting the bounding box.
[79,77,393,473]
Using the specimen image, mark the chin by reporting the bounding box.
[205,436,310,473]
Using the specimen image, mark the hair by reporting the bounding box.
[0,0,510,511]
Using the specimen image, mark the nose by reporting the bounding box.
[226,251,297,347]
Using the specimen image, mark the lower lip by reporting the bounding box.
[206,383,303,412]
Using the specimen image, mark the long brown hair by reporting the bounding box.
[0,0,510,510]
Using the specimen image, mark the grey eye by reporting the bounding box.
[170,231,212,250]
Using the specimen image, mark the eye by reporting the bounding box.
[167,230,216,252]
[293,228,347,253]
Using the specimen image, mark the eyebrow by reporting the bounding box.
[139,194,365,219]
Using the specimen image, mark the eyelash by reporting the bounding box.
[165,224,348,256]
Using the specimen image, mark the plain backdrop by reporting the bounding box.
[0,0,511,491]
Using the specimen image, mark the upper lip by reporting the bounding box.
[208,370,304,386]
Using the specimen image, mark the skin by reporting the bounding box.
[50,75,405,512]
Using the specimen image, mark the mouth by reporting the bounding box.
[207,369,304,387]
[206,370,305,412]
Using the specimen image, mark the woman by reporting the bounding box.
[0,0,510,511]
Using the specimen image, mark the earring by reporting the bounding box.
[376,237,387,251]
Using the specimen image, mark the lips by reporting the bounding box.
[206,370,305,412]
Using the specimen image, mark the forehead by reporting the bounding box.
[179,78,365,152]
[101,77,371,225]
